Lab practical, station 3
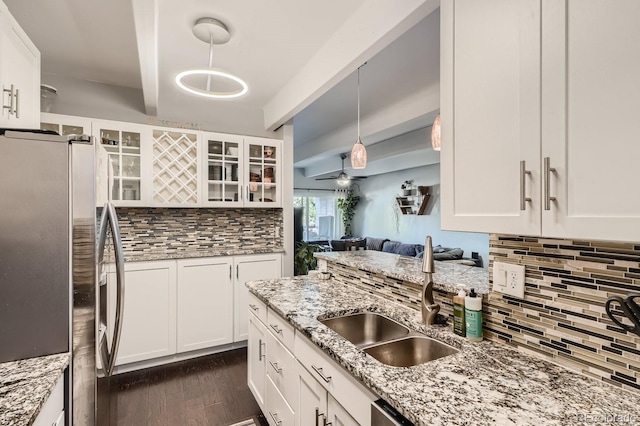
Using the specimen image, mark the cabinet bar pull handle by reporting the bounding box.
[268,411,282,426]
[14,88,19,118]
[269,360,282,373]
[519,160,531,211]
[249,304,259,312]
[236,264,239,279]
[315,408,325,426]
[544,157,557,210]
[246,185,249,201]
[229,264,232,279]
[311,364,332,383]
[270,324,282,334]
[3,85,14,116]
[258,339,265,361]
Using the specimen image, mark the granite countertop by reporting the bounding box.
[124,247,285,262]
[0,353,70,426]
[247,277,640,426]
[315,250,490,294]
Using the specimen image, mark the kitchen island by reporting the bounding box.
[0,352,69,426]
[247,276,640,426]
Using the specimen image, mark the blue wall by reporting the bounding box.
[351,163,490,267]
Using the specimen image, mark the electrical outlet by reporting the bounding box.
[492,262,525,298]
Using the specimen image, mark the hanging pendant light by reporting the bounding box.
[175,18,248,99]
[431,113,441,151]
[351,65,367,169]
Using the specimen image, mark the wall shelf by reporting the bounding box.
[396,185,431,215]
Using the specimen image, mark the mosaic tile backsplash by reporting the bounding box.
[328,262,457,321]
[114,208,283,256]
[487,234,640,393]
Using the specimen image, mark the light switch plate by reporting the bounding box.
[492,261,525,298]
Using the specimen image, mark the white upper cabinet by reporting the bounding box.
[93,119,151,207]
[41,113,92,137]
[441,0,541,236]
[202,132,245,207]
[442,0,640,242]
[202,133,283,208]
[0,1,40,129]
[541,0,640,242]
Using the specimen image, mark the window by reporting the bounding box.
[294,192,339,241]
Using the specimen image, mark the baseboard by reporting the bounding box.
[111,340,248,375]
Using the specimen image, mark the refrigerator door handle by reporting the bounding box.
[96,203,126,377]
[107,203,125,377]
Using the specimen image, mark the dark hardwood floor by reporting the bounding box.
[100,348,268,426]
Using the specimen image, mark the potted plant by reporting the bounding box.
[337,191,360,237]
[294,241,320,276]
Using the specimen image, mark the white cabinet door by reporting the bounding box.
[41,112,92,137]
[234,254,282,342]
[327,395,359,426]
[202,131,245,207]
[297,363,328,426]
[541,0,640,242]
[441,0,541,235]
[248,313,267,412]
[244,137,283,207]
[93,119,150,207]
[115,261,177,365]
[0,3,39,129]
[176,257,234,353]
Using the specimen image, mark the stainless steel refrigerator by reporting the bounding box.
[0,129,125,426]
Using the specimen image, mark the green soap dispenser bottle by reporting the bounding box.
[452,286,466,337]
[465,288,483,342]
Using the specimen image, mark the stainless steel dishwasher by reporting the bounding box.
[371,399,415,425]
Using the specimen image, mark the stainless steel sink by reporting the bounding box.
[364,336,459,367]
[319,312,410,347]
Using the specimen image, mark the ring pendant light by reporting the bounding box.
[175,18,248,99]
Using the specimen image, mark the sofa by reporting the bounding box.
[364,236,483,267]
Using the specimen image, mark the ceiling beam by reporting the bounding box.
[263,0,440,131]
[132,0,159,116]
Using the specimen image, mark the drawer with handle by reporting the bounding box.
[266,330,298,410]
[248,292,267,324]
[267,308,295,351]
[294,333,376,426]
[266,374,294,426]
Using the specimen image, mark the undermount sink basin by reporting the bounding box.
[319,312,410,347]
[364,336,459,367]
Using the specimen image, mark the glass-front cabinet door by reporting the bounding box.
[245,137,281,207]
[41,112,92,136]
[94,120,147,207]
[202,132,244,207]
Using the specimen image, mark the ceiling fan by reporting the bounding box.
[315,153,368,186]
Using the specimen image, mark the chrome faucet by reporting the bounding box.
[421,236,440,325]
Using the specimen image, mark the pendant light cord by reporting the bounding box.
[357,67,360,138]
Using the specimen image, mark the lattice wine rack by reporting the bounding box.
[152,130,199,204]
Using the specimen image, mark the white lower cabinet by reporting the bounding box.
[248,298,376,426]
[114,261,177,365]
[248,312,268,412]
[295,334,376,426]
[32,374,64,426]
[109,254,278,371]
[299,370,358,426]
[177,257,234,353]
[234,254,282,342]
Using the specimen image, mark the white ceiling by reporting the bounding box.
[4,0,439,172]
